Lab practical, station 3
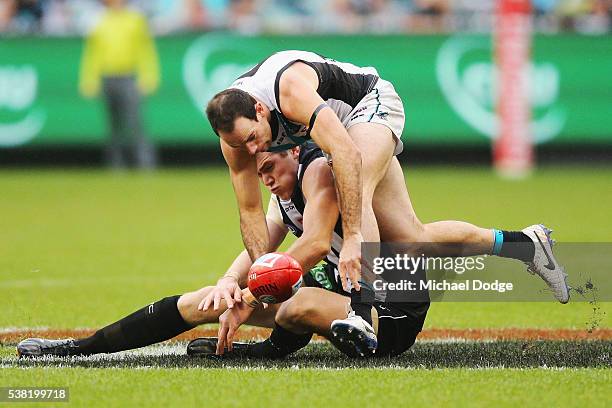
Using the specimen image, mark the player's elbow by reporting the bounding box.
[310,239,332,260]
[239,205,262,219]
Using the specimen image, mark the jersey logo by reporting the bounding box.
[376,111,389,120]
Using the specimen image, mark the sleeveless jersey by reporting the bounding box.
[273,143,348,293]
[230,50,380,152]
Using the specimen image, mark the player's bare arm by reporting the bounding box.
[200,195,289,312]
[207,198,290,354]
[221,139,270,262]
[284,157,339,272]
[278,63,364,290]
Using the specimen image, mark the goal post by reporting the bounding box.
[493,0,534,178]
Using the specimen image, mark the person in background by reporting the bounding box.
[79,0,160,169]
[0,0,46,33]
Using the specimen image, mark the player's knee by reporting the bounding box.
[276,288,319,327]
[177,286,214,324]
[397,219,428,243]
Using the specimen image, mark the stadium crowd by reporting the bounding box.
[0,0,610,35]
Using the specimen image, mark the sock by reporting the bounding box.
[75,295,194,355]
[350,281,374,326]
[247,323,312,359]
[491,229,535,262]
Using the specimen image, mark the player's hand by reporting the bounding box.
[216,301,254,355]
[199,276,242,311]
[339,233,363,291]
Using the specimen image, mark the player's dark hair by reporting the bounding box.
[206,89,257,136]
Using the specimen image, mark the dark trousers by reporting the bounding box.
[102,76,157,169]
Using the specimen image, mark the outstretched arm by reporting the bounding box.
[199,195,288,311]
[278,63,363,290]
[285,158,340,273]
[221,139,270,262]
[211,198,289,355]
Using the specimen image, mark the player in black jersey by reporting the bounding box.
[198,142,571,358]
[205,51,569,357]
[17,144,426,359]
[17,145,568,359]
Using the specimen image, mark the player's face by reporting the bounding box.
[220,105,272,155]
[256,149,300,200]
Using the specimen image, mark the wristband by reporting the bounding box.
[242,288,261,308]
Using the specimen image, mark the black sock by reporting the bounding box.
[247,323,312,359]
[497,231,535,262]
[74,295,194,355]
[350,284,374,326]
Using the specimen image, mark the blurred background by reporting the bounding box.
[0,0,610,167]
[1,0,610,332]
[1,0,612,35]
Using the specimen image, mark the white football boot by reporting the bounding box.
[330,310,377,357]
[522,224,570,303]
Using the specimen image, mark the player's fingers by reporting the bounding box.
[233,286,242,303]
[226,326,236,352]
[350,262,361,291]
[216,325,228,355]
[223,288,234,309]
[351,276,361,291]
[338,264,349,291]
[200,293,213,311]
[340,276,349,292]
[213,291,223,311]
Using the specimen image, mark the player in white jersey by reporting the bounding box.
[206,51,401,325]
[205,50,570,356]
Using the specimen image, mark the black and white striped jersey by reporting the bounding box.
[272,143,349,293]
[231,50,380,152]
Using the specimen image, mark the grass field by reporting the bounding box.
[1,166,610,406]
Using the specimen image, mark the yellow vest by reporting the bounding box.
[79,8,160,97]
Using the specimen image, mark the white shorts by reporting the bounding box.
[342,78,405,156]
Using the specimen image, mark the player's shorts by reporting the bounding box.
[304,265,428,357]
[374,301,429,357]
[342,78,405,156]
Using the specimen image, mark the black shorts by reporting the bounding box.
[304,271,429,357]
[374,302,430,357]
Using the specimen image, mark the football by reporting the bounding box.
[248,252,303,303]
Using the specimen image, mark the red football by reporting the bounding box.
[248,252,303,304]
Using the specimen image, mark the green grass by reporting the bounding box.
[1,341,611,407]
[0,167,610,329]
[3,341,610,369]
[0,167,610,406]
[0,366,609,408]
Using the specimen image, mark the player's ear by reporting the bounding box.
[290,147,300,160]
[255,101,264,116]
